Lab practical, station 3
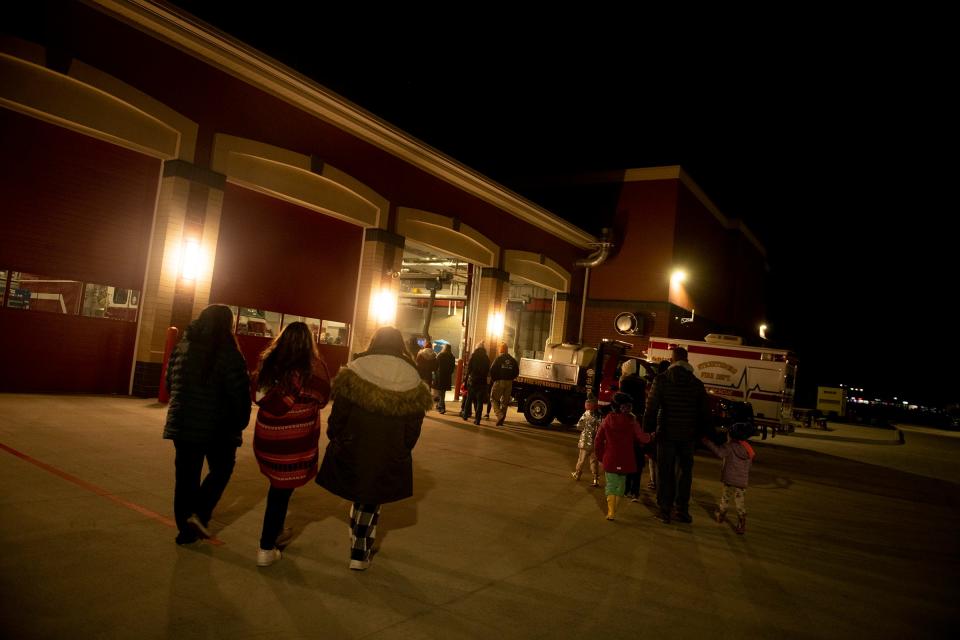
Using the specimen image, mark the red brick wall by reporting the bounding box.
[581,301,671,356]
[590,180,678,301]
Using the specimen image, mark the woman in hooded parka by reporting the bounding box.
[316,326,432,570]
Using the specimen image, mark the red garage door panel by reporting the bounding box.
[0,313,137,394]
[0,109,159,394]
[0,108,158,288]
[211,185,362,323]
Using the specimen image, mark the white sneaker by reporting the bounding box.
[349,559,370,571]
[186,514,211,539]
[257,547,281,567]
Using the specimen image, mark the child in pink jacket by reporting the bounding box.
[701,422,755,534]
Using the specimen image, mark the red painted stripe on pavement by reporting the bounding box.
[0,441,224,546]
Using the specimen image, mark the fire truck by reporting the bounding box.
[511,339,634,427]
[646,335,797,434]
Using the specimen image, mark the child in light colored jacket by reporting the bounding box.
[701,422,755,534]
[571,396,602,487]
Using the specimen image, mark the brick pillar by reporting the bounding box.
[550,291,569,346]
[352,228,404,355]
[131,160,226,397]
[471,267,510,358]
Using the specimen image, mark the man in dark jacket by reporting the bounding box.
[461,343,490,425]
[488,343,519,426]
[643,347,710,524]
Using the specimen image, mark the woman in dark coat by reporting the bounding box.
[163,304,251,545]
[432,343,456,414]
[316,326,432,570]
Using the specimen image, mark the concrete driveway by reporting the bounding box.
[0,394,956,639]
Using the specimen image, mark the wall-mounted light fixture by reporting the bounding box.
[759,323,768,340]
[488,311,505,338]
[371,289,397,326]
[670,269,687,288]
[180,238,202,281]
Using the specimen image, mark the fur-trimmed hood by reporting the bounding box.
[332,354,433,416]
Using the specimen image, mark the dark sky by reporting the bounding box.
[168,3,955,407]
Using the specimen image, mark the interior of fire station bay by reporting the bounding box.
[0,2,766,399]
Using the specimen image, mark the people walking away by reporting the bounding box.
[644,347,711,524]
[163,304,251,545]
[571,394,602,487]
[416,340,438,391]
[645,359,671,491]
[316,326,431,570]
[594,392,653,521]
[701,421,755,534]
[432,343,456,414]
[251,322,331,566]
[488,343,519,426]
[619,359,647,501]
[461,343,490,425]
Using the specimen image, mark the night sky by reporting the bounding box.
[168,3,956,408]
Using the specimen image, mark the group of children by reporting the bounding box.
[571,392,753,533]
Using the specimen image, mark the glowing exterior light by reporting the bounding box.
[670,269,687,287]
[489,311,505,338]
[759,323,768,339]
[371,289,397,326]
[181,238,201,281]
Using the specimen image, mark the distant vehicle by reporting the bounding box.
[512,339,631,427]
[647,334,797,436]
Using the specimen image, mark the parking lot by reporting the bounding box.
[0,394,957,639]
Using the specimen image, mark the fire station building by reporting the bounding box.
[1,1,767,397]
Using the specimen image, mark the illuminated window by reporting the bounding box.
[81,284,140,321]
[236,307,281,338]
[5,272,82,314]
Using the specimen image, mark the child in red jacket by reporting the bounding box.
[594,392,653,521]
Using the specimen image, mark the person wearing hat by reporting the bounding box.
[594,392,654,520]
[488,343,519,426]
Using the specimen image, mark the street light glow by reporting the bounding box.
[670,269,687,287]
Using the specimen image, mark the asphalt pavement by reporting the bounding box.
[0,394,956,639]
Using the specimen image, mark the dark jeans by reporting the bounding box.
[260,485,294,550]
[472,384,488,421]
[656,439,695,515]
[625,444,646,496]
[173,440,237,535]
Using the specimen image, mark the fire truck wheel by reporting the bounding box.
[523,393,555,427]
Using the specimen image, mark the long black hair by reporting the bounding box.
[184,304,240,376]
[256,321,319,392]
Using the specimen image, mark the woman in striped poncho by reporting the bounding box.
[252,322,331,567]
